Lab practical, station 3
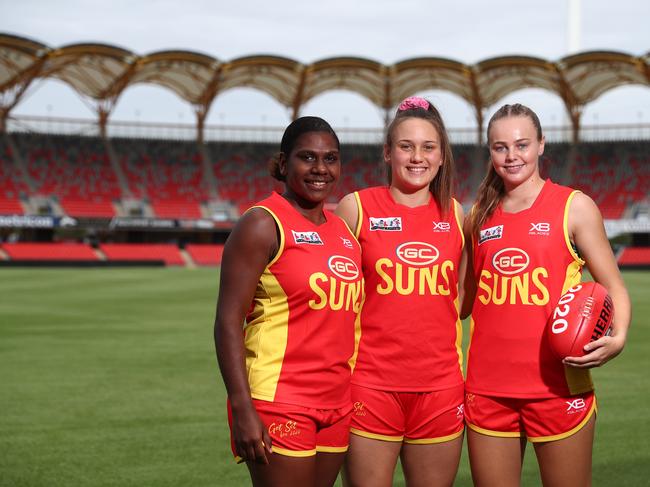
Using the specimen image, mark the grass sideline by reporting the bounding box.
[1,268,649,486]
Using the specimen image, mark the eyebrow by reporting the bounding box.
[397,139,439,144]
[492,138,531,144]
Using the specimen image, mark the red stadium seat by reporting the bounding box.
[99,243,185,265]
[1,242,98,261]
[618,247,650,266]
[185,244,224,265]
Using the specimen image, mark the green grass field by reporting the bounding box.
[1,268,649,486]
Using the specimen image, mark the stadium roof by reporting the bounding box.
[1,32,648,142]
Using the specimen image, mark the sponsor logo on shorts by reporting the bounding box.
[432,221,451,232]
[353,401,366,416]
[456,404,464,418]
[479,224,503,245]
[370,217,402,231]
[529,222,550,236]
[292,230,323,245]
[492,247,530,275]
[269,420,301,438]
[565,398,587,414]
[340,236,353,249]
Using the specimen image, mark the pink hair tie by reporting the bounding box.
[398,96,430,112]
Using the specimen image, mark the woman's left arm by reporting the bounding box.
[563,193,632,368]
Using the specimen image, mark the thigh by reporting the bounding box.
[533,415,595,487]
[467,429,527,487]
[401,435,464,487]
[314,406,352,487]
[248,454,316,487]
[315,452,346,487]
[342,434,401,487]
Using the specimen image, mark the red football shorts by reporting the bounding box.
[228,399,352,460]
[349,383,465,444]
[464,391,596,442]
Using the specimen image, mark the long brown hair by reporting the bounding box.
[385,98,455,216]
[466,103,543,237]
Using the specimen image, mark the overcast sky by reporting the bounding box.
[3,0,649,130]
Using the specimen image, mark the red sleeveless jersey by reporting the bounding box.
[243,192,364,409]
[466,180,593,398]
[350,186,464,391]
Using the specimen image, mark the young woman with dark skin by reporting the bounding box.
[214,117,364,487]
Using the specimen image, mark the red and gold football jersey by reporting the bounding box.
[466,180,593,398]
[350,186,464,391]
[244,192,364,409]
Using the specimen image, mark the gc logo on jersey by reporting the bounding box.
[479,225,503,245]
[292,230,323,245]
[492,248,530,275]
[396,242,440,266]
[370,217,402,231]
[328,255,360,280]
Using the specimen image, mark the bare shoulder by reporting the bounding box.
[568,192,603,233]
[335,192,359,232]
[227,207,278,256]
[570,191,600,214]
[454,199,465,222]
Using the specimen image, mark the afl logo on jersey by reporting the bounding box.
[492,248,530,275]
[328,255,360,281]
[396,242,440,266]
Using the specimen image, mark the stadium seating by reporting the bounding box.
[4,134,647,220]
[185,244,224,265]
[11,133,120,217]
[618,247,650,266]
[112,138,208,218]
[99,243,185,265]
[0,242,98,261]
[0,137,27,215]
[1,133,647,268]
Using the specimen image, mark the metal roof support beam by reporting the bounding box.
[291,65,308,121]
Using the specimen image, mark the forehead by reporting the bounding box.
[290,131,339,152]
[392,117,440,140]
[489,116,538,141]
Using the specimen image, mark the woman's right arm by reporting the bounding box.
[214,208,278,464]
[460,221,476,320]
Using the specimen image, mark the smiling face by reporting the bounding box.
[488,115,545,190]
[385,118,442,193]
[279,131,340,206]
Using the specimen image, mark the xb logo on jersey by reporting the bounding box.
[432,221,450,232]
[529,222,550,235]
[340,237,353,249]
[565,398,587,414]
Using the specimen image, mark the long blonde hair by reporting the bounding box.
[467,103,543,237]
